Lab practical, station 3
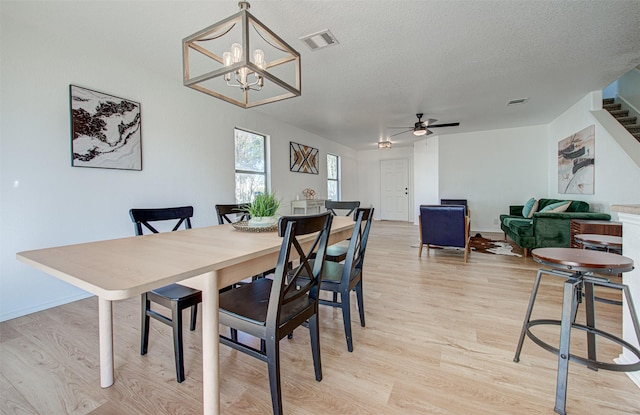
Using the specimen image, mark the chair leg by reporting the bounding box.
[418,244,423,257]
[308,313,322,381]
[189,304,198,331]
[141,293,150,355]
[172,302,186,383]
[341,289,354,352]
[355,281,365,327]
[266,336,283,415]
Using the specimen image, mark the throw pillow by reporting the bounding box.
[539,200,571,213]
[522,198,539,218]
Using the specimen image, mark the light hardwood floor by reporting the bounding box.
[1,221,639,414]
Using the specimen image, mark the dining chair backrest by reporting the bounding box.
[272,212,333,326]
[215,203,250,225]
[129,206,193,235]
[325,200,360,217]
[343,207,374,280]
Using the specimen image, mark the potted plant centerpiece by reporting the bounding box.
[245,192,280,227]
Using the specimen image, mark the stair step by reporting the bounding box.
[608,109,630,117]
[626,124,640,133]
[617,116,638,125]
[633,133,640,143]
[603,98,615,105]
[603,103,622,111]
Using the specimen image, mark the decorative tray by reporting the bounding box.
[232,220,278,233]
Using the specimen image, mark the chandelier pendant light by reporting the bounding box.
[182,1,301,108]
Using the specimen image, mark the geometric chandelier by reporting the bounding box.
[182,1,301,109]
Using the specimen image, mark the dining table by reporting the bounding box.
[16,215,355,415]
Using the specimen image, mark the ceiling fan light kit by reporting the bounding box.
[182,1,301,109]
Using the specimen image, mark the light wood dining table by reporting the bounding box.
[16,215,354,415]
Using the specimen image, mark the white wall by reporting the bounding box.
[356,146,414,221]
[0,12,356,321]
[413,136,440,223]
[547,92,640,215]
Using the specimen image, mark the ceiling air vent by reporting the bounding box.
[506,98,529,106]
[300,30,339,51]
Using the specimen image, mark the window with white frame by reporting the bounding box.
[235,128,267,203]
[327,153,340,201]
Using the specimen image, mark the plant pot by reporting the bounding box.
[248,216,278,227]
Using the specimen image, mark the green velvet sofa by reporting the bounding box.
[499,198,611,256]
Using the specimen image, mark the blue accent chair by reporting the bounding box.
[418,205,470,262]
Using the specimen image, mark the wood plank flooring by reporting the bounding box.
[1,221,639,414]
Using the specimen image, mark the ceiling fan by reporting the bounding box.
[388,113,460,137]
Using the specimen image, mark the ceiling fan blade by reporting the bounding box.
[388,126,412,129]
[427,129,434,135]
[389,129,413,138]
[428,122,460,128]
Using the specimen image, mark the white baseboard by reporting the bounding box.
[0,292,93,322]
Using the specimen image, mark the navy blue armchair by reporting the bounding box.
[418,205,470,262]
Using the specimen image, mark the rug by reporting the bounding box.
[469,234,522,257]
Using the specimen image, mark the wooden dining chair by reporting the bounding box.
[129,206,201,383]
[215,203,250,224]
[323,200,361,262]
[218,212,333,415]
[299,207,374,352]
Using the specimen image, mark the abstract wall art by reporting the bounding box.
[290,141,319,174]
[70,85,142,170]
[558,124,595,194]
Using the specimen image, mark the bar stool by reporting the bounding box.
[575,234,624,306]
[513,248,640,415]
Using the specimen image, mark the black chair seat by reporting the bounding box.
[324,240,350,262]
[220,278,315,329]
[149,284,201,302]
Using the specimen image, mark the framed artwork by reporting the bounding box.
[558,125,595,194]
[290,141,319,174]
[70,85,142,170]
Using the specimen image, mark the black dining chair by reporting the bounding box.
[218,212,333,415]
[300,207,374,352]
[215,203,250,224]
[129,206,201,383]
[325,200,360,217]
[323,200,361,262]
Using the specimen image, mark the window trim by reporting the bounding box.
[327,153,340,201]
[234,128,269,203]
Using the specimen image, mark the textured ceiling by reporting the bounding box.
[3,0,640,150]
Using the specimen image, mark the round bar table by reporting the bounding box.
[574,233,623,253]
[513,248,639,415]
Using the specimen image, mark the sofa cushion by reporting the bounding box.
[522,198,539,218]
[503,217,534,237]
[540,200,571,213]
[537,198,589,213]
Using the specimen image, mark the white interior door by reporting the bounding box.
[380,159,409,221]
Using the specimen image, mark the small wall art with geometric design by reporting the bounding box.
[290,141,319,174]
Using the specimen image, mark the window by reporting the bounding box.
[235,128,267,203]
[327,153,339,201]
